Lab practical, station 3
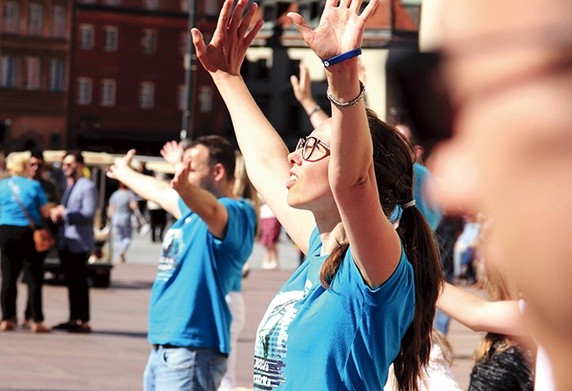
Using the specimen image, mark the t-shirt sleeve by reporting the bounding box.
[34,181,48,207]
[215,198,256,251]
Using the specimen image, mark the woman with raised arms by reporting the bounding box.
[191,0,442,389]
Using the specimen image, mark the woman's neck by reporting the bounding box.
[316,221,347,255]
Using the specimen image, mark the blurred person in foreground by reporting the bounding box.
[108,136,257,391]
[416,0,572,389]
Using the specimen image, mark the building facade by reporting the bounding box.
[1,0,421,154]
[0,0,73,151]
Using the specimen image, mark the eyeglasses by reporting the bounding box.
[295,136,331,162]
[388,26,572,151]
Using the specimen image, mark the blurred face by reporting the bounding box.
[430,0,572,356]
[61,155,80,180]
[182,145,217,193]
[29,157,44,180]
[286,120,333,212]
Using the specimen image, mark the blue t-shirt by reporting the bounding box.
[413,163,442,230]
[253,227,415,390]
[147,197,256,355]
[0,176,48,227]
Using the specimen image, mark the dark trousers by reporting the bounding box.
[149,209,166,243]
[0,225,45,322]
[59,249,90,322]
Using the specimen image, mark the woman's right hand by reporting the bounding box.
[191,0,264,77]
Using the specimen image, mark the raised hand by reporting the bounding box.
[191,0,264,76]
[170,160,192,195]
[107,149,137,180]
[290,64,313,106]
[160,140,184,165]
[287,0,379,61]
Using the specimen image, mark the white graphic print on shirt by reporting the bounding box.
[253,279,313,389]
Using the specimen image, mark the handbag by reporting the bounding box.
[32,227,56,252]
[8,180,56,252]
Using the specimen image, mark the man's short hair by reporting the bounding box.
[188,136,236,180]
[63,150,85,165]
[30,148,45,161]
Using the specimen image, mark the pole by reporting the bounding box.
[181,0,200,142]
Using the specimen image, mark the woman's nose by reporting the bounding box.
[287,149,303,165]
[429,140,480,215]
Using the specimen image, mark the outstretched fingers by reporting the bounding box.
[360,0,379,19]
[238,2,260,40]
[213,0,234,39]
[287,12,312,41]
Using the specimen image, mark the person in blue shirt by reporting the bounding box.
[107,135,257,391]
[190,1,443,390]
[0,153,51,333]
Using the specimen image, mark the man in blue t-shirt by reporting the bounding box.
[108,136,257,391]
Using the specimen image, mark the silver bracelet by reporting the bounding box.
[308,106,322,118]
[326,82,365,110]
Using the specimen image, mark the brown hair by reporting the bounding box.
[474,262,522,362]
[319,109,443,391]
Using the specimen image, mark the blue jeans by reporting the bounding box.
[143,346,227,391]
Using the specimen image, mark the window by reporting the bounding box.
[100,79,116,106]
[24,57,41,90]
[141,29,157,55]
[28,3,43,36]
[144,0,159,10]
[49,59,65,91]
[2,2,19,34]
[103,26,118,51]
[52,5,66,38]
[0,56,19,88]
[198,86,214,113]
[28,3,43,35]
[78,24,94,50]
[180,0,189,11]
[77,77,93,105]
[105,0,121,5]
[139,82,155,109]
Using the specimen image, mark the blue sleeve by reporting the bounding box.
[34,181,48,207]
[215,198,256,251]
[177,197,191,216]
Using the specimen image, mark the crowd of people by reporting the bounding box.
[2,0,571,389]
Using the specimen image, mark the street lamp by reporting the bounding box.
[181,0,200,142]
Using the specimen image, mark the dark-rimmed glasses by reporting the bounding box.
[295,136,331,162]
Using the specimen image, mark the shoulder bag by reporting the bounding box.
[8,180,56,252]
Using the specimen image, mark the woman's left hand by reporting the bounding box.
[288,0,379,61]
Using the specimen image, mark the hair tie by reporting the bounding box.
[401,199,416,209]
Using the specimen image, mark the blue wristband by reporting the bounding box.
[322,48,362,68]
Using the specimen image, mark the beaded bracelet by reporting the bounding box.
[307,106,322,118]
[326,81,366,110]
[322,48,362,68]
